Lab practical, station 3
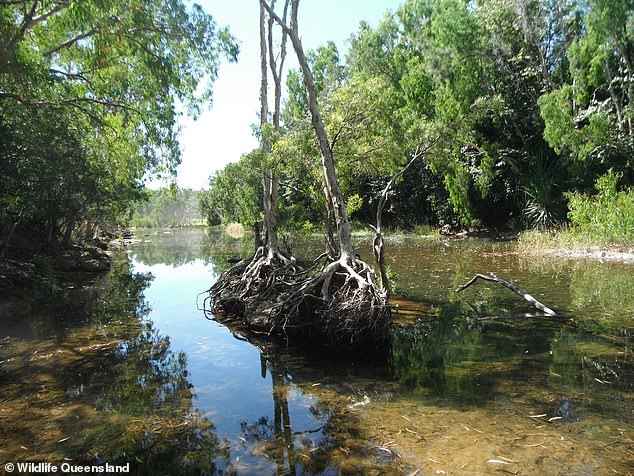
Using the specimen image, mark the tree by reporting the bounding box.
[540,0,634,185]
[261,0,390,346]
[0,0,237,251]
[260,0,291,261]
[200,153,263,227]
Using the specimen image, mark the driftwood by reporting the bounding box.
[456,272,559,317]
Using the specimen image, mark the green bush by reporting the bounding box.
[566,171,634,242]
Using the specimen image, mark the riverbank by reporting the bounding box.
[0,242,114,318]
[379,225,634,263]
[123,223,634,266]
[518,230,634,263]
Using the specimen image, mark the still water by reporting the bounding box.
[1,229,633,475]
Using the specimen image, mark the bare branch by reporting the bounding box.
[49,68,95,89]
[456,272,559,317]
[260,0,291,34]
[61,96,140,114]
[455,273,498,292]
[0,90,25,102]
[28,1,71,27]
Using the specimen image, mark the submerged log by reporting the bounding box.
[456,272,559,317]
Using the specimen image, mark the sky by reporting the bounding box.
[169,0,403,190]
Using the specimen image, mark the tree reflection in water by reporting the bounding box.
[240,355,298,475]
[0,255,230,474]
[224,321,400,475]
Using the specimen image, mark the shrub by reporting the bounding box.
[566,171,634,242]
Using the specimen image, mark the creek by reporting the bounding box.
[1,228,632,474]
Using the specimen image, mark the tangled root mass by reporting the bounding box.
[203,247,390,349]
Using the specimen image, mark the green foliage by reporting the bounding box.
[206,0,634,240]
[538,86,578,156]
[566,171,634,241]
[539,0,634,182]
[199,150,263,226]
[523,159,567,230]
[0,0,237,249]
[345,194,364,219]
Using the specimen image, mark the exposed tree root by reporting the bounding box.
[204,252,390,349]
[205,246,300,323]
[272,256,390,348]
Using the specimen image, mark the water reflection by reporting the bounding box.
[0,255,229,474]
[3,229,633,474]
[211,319,401,475]
[131,228,254,271]
[390,297,633,412]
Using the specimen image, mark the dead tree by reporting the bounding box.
[456,272,559,317]
[261,0,389,347]
[371,146,425,296]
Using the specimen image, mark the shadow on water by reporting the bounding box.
[0,255,231,474]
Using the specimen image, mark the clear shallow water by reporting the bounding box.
[1,229,633,475]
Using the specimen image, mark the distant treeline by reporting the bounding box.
[130,188,205,228]
[200,0,634,241]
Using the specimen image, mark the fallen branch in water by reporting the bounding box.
[456,273,559,317]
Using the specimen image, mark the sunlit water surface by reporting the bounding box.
[1,229,632,475]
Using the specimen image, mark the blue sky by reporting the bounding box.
[170,0,403,190]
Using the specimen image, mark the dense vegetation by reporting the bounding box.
[201,0,634,239]
[0,0,236,253]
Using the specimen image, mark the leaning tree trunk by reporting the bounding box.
[265,0,355,261]
[260,0,389,349]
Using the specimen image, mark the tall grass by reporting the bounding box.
[566,171,634,243]
[520,171,634,250]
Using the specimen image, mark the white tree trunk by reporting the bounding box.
[263,0,355,261]
[259,3,279,259]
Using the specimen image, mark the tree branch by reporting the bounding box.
[1,1,36,65]
[49,68,96,90]
[28,2,70,27]
[456,272,559,317]
[44,28,98,56]
[61,97,141,114]
[260,0,292,35]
